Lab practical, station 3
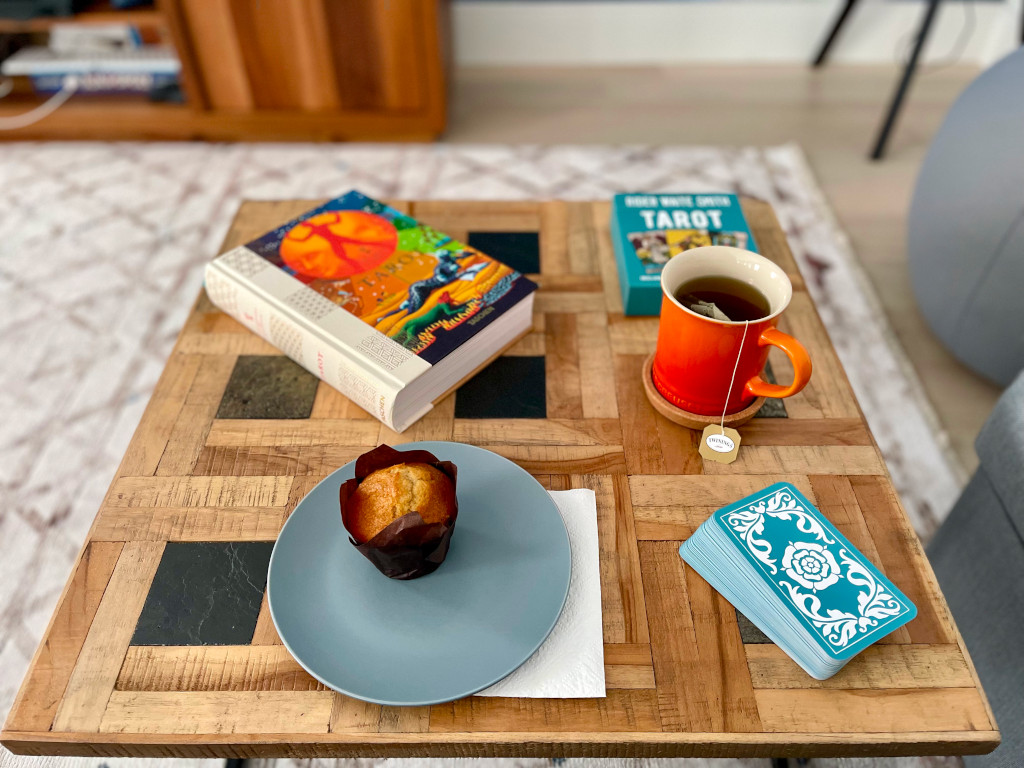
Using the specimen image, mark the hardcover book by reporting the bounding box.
[610,193,758,315]
[204,191,537,431]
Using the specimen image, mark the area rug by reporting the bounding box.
[0,143,965,768]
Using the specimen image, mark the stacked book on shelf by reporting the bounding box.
[1,22,178,94]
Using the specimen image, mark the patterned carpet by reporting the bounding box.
[0,143,965,768]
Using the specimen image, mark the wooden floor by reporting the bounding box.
[445,64,1002,473]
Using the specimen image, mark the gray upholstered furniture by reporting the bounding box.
[929,371,1024,767]
[908,47,1024,386]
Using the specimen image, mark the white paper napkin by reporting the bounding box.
[476,488,606,698]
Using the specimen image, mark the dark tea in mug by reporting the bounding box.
[673,275,771,322]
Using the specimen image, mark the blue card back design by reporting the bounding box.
[712,482,916,659]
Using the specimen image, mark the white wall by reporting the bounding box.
[453,0,1021,67]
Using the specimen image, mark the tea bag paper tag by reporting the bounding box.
[700,425,741,464]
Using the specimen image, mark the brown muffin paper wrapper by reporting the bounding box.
[339,444,458,580]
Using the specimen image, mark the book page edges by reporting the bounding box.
[203,255,423,430]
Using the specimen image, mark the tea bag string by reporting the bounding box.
[719,319,750,434]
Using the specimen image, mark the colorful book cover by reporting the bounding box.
[204,191,537,430]
[610,193,757,315]
[241,191,537,366]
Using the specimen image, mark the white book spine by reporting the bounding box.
[204,262,403,429]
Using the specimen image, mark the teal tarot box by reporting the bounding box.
[610,193,758,316]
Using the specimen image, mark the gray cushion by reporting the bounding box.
[909,47,1024,386]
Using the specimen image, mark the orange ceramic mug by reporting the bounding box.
[652,246,812,415]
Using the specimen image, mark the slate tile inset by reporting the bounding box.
[736,609,773,644]
[467,231,540,274]
[132,542,274,646]
[755,360,789,418]
[217,355,318,419]
[455,355,546,419]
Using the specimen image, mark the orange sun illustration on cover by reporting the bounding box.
[280,211,398,280]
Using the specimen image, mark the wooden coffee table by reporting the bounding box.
[1,199,998,759]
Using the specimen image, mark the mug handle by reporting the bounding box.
[744,328,812,399]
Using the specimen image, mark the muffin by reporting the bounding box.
[339,444,459,580]
[346,462,456,544]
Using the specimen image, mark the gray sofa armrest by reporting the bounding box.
[928,372,1024,768]
[975,370,1024,534]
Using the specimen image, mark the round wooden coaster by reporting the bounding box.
[641,353,766,430]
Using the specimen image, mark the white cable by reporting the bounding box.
[0,74,79,130]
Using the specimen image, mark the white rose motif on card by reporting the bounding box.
[781,542,841,592]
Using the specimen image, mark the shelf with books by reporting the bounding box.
[0,0,447,142]
[0,1,186,127]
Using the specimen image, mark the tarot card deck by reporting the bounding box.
[679,482,917,679]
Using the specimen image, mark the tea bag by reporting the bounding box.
[700,425,741,464]
[679,294,732,322]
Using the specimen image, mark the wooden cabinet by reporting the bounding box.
[0,0,447,141]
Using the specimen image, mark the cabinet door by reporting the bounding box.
[176,0,442,113]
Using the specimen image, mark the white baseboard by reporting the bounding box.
[452,0,1019,66]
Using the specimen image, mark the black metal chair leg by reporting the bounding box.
[870,0,943,160]
[813,0,860,67]
[771,758,790,768]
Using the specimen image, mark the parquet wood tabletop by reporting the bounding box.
[1,199,998,759]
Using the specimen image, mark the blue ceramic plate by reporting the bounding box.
[267,440,571,706]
